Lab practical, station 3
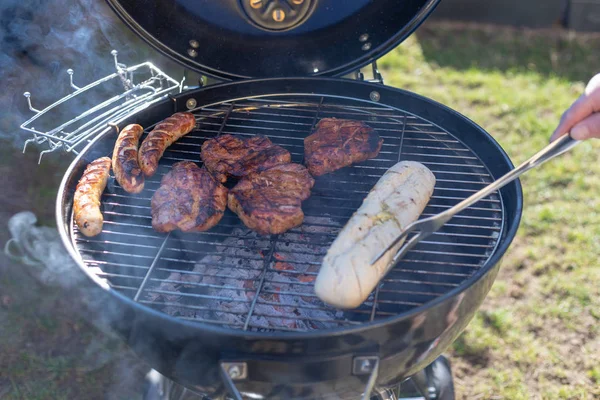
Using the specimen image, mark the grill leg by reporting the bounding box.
[142,367,451,400]
[144,370,206,400]
[400,356,455,400]
[372,388,398,400]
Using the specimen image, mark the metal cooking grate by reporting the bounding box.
[72,95,504,332]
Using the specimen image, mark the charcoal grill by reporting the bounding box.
[53,1,523,399]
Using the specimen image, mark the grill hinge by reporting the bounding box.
[355,61,385,85]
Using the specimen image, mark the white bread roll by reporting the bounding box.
[314,161,436,309]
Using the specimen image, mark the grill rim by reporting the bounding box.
[55,77,523,339]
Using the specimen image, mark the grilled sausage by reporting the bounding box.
[112,124,145,193]
[138,112,196,177]
[73,157,111,237]
[314,161,436,309]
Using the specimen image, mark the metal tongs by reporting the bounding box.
[371,133,580,268]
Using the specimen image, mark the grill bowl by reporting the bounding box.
[56,77,522,398]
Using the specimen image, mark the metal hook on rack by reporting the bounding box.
[67,69,80,91]
[111,50,127,71]
[112,50,134,93]
[22,135,47,154]
[23,92,40,113]
[38,141,62,164]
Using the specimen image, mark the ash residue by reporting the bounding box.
[145,226,349,332]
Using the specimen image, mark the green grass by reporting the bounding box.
[377,22,600,399]
[0,271,146,400]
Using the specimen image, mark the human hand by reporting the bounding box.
[551,73,600,142]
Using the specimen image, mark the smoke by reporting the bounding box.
[0,2,189,397]
[6,211,83,287]
[0,0,185,147]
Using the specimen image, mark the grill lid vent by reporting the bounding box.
[106,0,440,80]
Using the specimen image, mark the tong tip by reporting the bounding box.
[370,247,390,266]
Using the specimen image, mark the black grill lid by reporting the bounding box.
[106,0,440,80]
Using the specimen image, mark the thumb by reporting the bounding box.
[570,113,600,140]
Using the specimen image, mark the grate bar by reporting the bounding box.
[402,144,470,151]
[370,284,382,322]
[133,173,499,197]
[101,229,161,239]
[402,152,478,160]
[392,268,472,277]
[87,260,153,270]
[243,243,277,330]
[179,316,246,327]
[97,271,143,280]
[77,235,496,261]
[310,193,499,204]
[79,248,155,259]
[182,129,398,149]
[99,215,499,236]
[133,233,170,301]
[381,278,458,288]
[111,285,138,291]
[400,137,460,144]
[400,259,485,267]
[145,288,250,303]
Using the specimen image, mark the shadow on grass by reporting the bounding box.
[0,258,148,399]
[414,21,600,83]
[452,335,491,368]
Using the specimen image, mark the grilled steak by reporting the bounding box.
[304,118,383,176]
[151,161,228,232]
[228,163,315,235]
[201,134,291,183]
[139,112,196,178]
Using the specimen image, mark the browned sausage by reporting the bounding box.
[73,157,111,237]
[112,124,145,193]
[138,112,196,177]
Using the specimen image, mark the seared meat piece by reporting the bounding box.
[304,118,383,176]
[151,161,228,233]
[228,163,315,235]
[139,112,196,178]
[200,134,291,183]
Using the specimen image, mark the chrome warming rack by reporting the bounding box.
[20,50,184,163]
